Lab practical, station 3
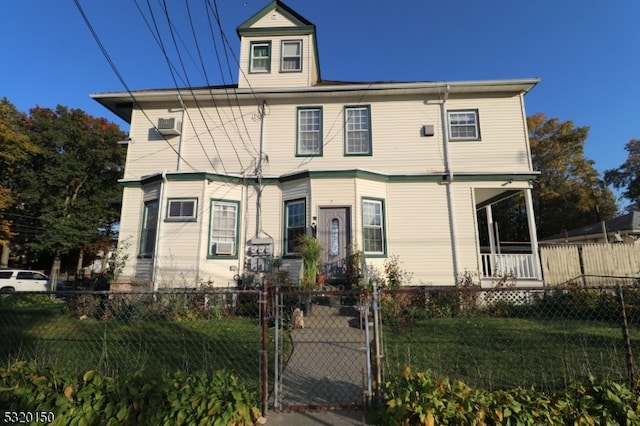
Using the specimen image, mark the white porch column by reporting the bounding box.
[524,188,542,280]
[486,205,497,277]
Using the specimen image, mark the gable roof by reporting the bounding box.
[236,0,315,36]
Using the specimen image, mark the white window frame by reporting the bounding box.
[448,110,480,140]
[209,200,239,257]
[285,199,306,255]
[250,42,271,73]
[345,106,372,155]
[362,198,385,255]
[166,198,197,221]
[297,107,322,156]
[281,40,302,72]
[140,200,159,258]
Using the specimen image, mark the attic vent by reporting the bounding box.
[214,242,235,256]
[157,118,182,136]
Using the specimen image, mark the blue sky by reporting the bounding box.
[2,0,639,193]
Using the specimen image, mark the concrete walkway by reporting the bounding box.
[266,302,371,425]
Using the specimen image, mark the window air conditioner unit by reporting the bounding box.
[214,242,235,255]
[157,118,182,136]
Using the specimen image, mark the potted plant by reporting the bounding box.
[296,234,323,290]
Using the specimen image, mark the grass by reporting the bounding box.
[382,315,639,392]
[0,295,266,391]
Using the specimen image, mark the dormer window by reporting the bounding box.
[281,40,302,72]
[250,42,271,73]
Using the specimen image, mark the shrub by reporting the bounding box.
[0,361,260,425]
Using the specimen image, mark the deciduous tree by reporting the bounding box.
[12,105,126,270]
[483,113,617,243]
[604,139,640,211]
[0,98,39,243]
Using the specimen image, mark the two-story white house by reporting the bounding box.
[92,0,542,289]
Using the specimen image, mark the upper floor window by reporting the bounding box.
[281,40,302,72]
[297,107,322,156]
[140,200,159,258]
[285,199,306,255]
[345,106,372,155]
[167,198,197,221]
[209,200,239,257]
[250,42,271,73]
[362,198,385,255]
[448,110,480,140]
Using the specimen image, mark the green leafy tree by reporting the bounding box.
[12,105,126,270]
[0,98,39,243]
[482,113,618,242]
[604,139,640,211]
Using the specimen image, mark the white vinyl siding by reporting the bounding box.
[297,107,321,155]
[281,40,302,72]
[209,200,239,257]
[345,106,371,155]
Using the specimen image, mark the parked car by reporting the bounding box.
[0,269,50,293]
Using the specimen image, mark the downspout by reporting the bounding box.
[153,170,168,291]
[440,84,460,280]
[176,107,186,171]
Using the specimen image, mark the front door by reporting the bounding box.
[317,207,351,283]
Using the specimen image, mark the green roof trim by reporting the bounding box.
[236,0,314,35]
[237,26,315,37]
[120,170,538,187]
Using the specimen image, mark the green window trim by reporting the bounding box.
[284,198,306,256]
[139,199,159,258]
[166,198,197,222]
[280,40,302,72]
[344,105,372,156]
[296,107,323,156]
[208,199,241,259]
[361,197,386,257]
[249,41,271,73]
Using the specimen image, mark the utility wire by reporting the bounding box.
[73,0,198,172]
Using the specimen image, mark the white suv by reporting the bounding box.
[0,269,50,293]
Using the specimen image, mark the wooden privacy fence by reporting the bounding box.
[541,243,640,286]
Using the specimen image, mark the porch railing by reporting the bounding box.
[480,253,537,279]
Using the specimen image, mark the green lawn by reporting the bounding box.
[0,297,265,390]
[382,316,639,392]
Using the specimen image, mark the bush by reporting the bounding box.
[0,361,261,425]
[372,365,640,425]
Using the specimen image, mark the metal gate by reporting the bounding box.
[269,286,374,411]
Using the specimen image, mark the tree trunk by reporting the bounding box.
[0,243,9,268]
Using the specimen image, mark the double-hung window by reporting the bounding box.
[140,200,159,257]
[285,199,306,255]
[167,198,197,221]
[448,110,480,140]
[345,106,372,155]
[281,40,302,72]
[250,42,271,73]
[297,107,322,156]
[209,200,239,257]
[362,198,385,255]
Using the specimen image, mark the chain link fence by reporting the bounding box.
[0,289,262,391]
[379,278,640,393]
[4,279,640,410]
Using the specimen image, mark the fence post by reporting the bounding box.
[371,280,383,404]
[260,277,269,416]
[617,284,636,388]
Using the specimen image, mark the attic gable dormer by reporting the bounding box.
[236,0,320,89]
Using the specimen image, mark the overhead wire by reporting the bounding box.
[73,0,199,173]
[155,0,233,174]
